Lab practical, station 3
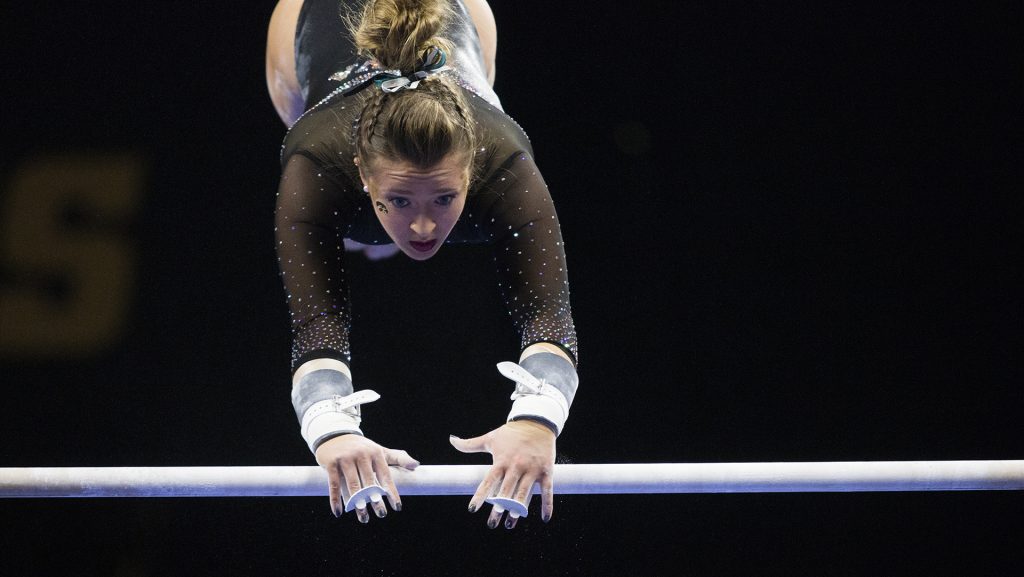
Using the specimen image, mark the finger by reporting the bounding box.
[496,469,522,500]
[385,448,420,470]
[512,475,536,506]
[493,471,524,528]
[468,466,503,515]
[449,434,489,454]
[487,504,504,529]
[503,474,534,530]
[374,454,402,512]
[367,457,388,519]
[340,459,364,502]
[487,469,521,530]
[370,491,387,519]
[339,460,368,523]
[326,463,344,518]
[540,474,554,523]
[356,456,386,519]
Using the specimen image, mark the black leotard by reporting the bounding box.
[276,0,578,372]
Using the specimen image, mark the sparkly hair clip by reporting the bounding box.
[335,47,449,97]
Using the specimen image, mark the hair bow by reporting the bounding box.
[338,47,449,97]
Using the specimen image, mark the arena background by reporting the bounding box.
[1,1,1020,576]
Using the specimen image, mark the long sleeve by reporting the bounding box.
[477,150,579,365]
[274,153,359,372]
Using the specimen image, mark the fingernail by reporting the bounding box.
[487,518,499,529]
[333,504,342,518]
[449,434,462,440]
[394,502,402,512]
[504,517,515,529]
[375,508,386,519]
[468,504,477,514]
[542,513,551,523]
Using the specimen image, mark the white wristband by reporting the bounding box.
[300,390,380,454]
[498,361,570,435]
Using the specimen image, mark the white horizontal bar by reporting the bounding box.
[1,461,1022,498]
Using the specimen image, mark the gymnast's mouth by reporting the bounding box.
[409,239,438,252]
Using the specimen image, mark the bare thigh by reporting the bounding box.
[266,0,305,126]
[462,0,497,85]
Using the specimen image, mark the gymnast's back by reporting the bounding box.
[294,0,500,109]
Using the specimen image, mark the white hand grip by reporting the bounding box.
[342,483,391,513]
[485,496,529,518]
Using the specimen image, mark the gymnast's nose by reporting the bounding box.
[410,214,436,238]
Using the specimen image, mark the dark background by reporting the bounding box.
[1,1,1020,576]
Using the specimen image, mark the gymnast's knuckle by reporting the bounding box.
[511,455,544,472]
[509,454,531,467]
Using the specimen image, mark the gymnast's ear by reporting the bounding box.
[354,156,369,190]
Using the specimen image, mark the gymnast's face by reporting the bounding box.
[360,154,470,261]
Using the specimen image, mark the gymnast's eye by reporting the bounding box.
[388,197,411,208]
[435,194,457,207]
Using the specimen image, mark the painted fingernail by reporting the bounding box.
[333,505,342,518]
[394,502,402,512]
[505,517,516,529]
[468,504,477,514]
[375,507,387,519]
[487,518,499,529]
[542,513,551,523]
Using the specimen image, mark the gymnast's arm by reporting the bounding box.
[483,153,578,368]
[449,150,579,528]
[275,153,418,523]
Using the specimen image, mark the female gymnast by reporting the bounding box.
[266,0,579,529]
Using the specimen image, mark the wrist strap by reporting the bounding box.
[300,390,379,454]
[498,361,571,436]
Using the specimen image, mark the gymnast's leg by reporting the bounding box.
[462,0,497,86]
[266,0,306,127]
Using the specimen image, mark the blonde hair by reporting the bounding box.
[347,0,476,172]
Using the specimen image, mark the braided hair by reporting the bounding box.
[347,0,477,173]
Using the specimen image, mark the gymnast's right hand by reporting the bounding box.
[314,434,419,523]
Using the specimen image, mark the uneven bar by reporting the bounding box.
[1,461,1022,498]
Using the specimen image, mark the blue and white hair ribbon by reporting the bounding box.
[333,47,449,97]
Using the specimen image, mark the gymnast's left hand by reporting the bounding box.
[449,419,556,529]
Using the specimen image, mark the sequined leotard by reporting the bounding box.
[276,0,578,373]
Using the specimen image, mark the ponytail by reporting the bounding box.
[347,0,456,72]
